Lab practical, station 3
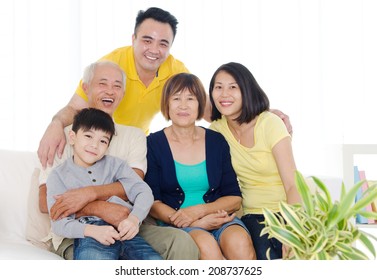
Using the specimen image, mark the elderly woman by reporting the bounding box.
[144,73,255,260]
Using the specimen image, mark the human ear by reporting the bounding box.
[68,130,76,145]
[82,82,89,94]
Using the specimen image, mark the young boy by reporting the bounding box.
[46,108,161,260]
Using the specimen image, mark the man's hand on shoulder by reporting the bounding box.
[270,109,293,135]
[38,119,66,169]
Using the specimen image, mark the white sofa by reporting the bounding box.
[0,149,62,259]
[0,148,361,260]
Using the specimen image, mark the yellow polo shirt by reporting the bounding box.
[210,112,291,214]
[75,46,189,134]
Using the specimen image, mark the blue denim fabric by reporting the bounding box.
[73,218,162,260]
[180,217,249,243]
[241,214,282,260]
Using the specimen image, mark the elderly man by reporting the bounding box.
[39,60,199,260]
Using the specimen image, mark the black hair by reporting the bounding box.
[209,62,270,124]
[134,7,178,39]
[72,108,115,142]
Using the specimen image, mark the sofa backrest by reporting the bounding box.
[0,149,40,241]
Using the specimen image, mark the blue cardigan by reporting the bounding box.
[145,128,241,210]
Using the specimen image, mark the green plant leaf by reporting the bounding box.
[316,250,332,260]
[339,247,369,260]
[325,203,339,228]
[268,225,306,252]
[261,170,377,260]
[328,180,365,227]
[314,191,329,212]
[358,231,376,258]
[311,176,333,208]
[261,208,281,227]
[340,182,347,200]
[295,171,314,216]
[355,211,377,220]
[279,201,310,241]
[351,185,377,214]
[334,242,353,254]
[310,231,328,254]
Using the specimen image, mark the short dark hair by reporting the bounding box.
[209,62,270,124]
[134,7,178,39]
[72,108,116,143]
[161,73,207,121]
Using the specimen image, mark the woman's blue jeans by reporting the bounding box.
[73,218,162,260]
[241,214,282,260]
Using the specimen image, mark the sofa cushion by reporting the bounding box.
[0,150,39,241]
[25,168,51,250]
[0,241,62,260]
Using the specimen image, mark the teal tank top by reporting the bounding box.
[174,160,209,208]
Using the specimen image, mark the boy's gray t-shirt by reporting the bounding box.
[46,155,153,239]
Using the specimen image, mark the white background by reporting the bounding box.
[1,0,377,179]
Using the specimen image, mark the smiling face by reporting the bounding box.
[83,64,124,116]
[168,88,199,128]
[211,71,243,120]
[132,18,174,76]
[69,128,111,168]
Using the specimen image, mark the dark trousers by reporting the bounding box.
[241,214,282,260]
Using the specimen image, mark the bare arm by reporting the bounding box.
[39,181,126,216]
[272,137,301,205]
[49,181,126,220]
[39,184,49,213]
[149,200,177,224]
[79,201,131,228]
[39,167,144,220]
[38,94,88,169]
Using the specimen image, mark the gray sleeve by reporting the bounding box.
[115,162,154,222]
[46,170,86,238]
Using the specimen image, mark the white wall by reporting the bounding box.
[2,0,377,179]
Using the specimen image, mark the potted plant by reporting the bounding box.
[261,171,377,260]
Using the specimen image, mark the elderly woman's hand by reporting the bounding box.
[169,204,205,228]
[190,210,236,230]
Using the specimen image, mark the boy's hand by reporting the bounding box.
[118,214,140,241]
[84,224,120,246]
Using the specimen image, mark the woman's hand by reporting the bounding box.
[190,210,236,230]
[169,204,205,228]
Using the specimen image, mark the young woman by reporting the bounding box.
[209,62,301,260]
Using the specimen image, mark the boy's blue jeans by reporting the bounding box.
[73,217,162,260]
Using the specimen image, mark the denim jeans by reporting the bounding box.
[241,214,282,260]
[73,218,162,260]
